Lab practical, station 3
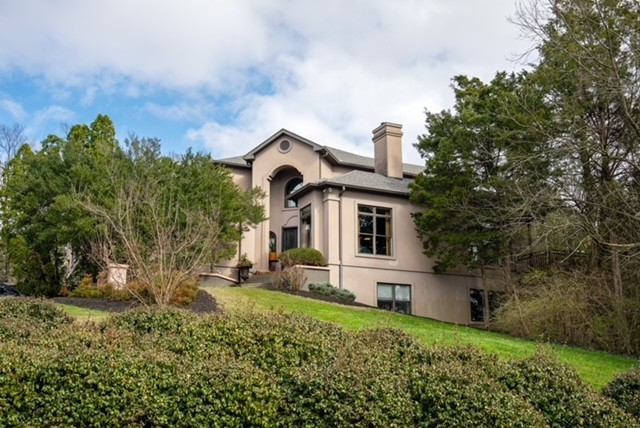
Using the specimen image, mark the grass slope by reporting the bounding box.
[56,303,109,321]
[207,286,638,389]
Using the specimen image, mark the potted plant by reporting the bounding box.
[236,253,253,283]
[269,233,278,261]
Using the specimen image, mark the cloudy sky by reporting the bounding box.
[0,0,532,164]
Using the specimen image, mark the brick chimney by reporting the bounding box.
[372,122,403,179]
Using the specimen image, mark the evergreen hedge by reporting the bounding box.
[0,299,636,427]
[604,367,640,417]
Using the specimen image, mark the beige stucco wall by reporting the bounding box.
[218,132,497,325]
[317,188,497,325]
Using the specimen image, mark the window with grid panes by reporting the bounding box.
[358,205,392,256]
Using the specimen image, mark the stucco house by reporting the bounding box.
[215,122,498,325]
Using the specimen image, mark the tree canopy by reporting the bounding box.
[2,115,265,299]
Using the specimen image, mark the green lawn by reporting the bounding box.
[206,286,638,390]
[57,303,110,321]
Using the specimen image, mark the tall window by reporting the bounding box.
[300,205,311,248]
[377,283,411,314]
[285,178,303,208]
[358,205,392,256]
[282,227,298,252]
[469,288,485,323]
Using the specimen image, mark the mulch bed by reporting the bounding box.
[52,290,219,314]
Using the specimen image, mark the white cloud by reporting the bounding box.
[0,0,533,162]
[0,99,27,121]
[26,106,76,142]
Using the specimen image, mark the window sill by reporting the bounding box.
[355,253,396,261]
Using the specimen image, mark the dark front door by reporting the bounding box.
[282,227,298,252]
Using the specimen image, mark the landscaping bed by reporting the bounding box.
[52,290,219,314]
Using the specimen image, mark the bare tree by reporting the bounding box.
[82,175,228,307]
[0,123,27,169]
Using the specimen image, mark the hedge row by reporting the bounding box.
[0,298,636,427]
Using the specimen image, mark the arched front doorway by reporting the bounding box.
[269,167,303,254]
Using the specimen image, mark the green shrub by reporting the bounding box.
[0,307,636,427]
[309,282,356,302]
[603,367,640,417]
[0,298,74,340]
[70,283,106,299]
[110,307,194,335]
[496,350,636,427]
[408,361,546,427]
[279,248,326,267]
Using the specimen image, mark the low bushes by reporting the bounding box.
[309,282,355,302]
[0,300,636,426]
[70,277,199,306]
[0,298,73,340]
[497,349,633,426]
[604,367,640,417]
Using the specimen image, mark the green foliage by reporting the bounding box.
[110,307,194,335]
[603,367,640,417]
[497,349,633,427]
[0,307,636,426]
[2,115,121,296]
[309,282,356,302]
[83,137,266,306]
[279,248,326,267]
[410,72,552,271]
[71,284,106,299]
[0,298,73,339]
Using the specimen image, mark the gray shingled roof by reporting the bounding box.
[214,129,425,176]
[323,146,423,176]
[216,156,250,168]
[292,170,414,200]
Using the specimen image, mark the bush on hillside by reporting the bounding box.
[309,282,355,302]
[603,367,640,417]
[0,298,73,340]
[0,306,637,427]
[496,348,633,427]
[279,248,326,267]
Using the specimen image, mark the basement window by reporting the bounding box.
[377,283,411,314]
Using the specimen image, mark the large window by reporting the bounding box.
[285,178,303,208]
[300,205,311,248]
[358,205,392,256]
[377,283,411,314]
[469,288,485,323]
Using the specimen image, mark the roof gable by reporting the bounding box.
[215,127,425,178]
[243,129,324,161]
